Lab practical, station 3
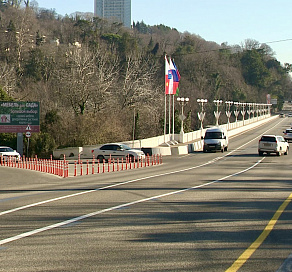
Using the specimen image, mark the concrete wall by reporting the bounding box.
[53,114,277,159]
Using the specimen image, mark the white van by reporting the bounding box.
[201,127,228,153]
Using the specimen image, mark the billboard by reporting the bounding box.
[0,101,40,133]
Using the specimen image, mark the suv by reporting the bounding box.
[92,143,145,162]
[258,135,289,156]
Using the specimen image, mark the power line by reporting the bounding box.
[265,38,292,44]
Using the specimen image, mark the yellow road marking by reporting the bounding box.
[226,193,292,272]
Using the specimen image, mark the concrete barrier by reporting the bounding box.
[53,147,83,159]
[171,145,189,155]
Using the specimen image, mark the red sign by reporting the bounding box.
[0,125,39,133]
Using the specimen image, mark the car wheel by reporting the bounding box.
[284,147,289,155]
[97,155,105,162]
[129,154,135,162]
[259,151,263,156]
[276,152,281,156]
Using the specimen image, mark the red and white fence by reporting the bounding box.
[0,154,162,178]
[0,155,69,178]
[73,154,162,177]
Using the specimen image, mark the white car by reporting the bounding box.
[92,143,145,162]
[258,135,289,156]
[0,146,21,161]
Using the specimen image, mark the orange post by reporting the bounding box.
[74,161,77,176]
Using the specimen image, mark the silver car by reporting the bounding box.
[283,129,292,142]
[92,143,145,162]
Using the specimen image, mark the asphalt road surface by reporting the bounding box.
[1,117,292,272]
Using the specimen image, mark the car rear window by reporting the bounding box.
[286,130,292,133]
[260,136,276,142]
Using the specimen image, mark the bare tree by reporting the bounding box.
[0,60,17,97]
[119,54,161,110]
[56,45,119,115]
[90,47,120,113]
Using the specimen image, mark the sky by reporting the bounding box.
[34,0,292,66]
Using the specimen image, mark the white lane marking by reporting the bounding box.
[0,122,273,217]
[0,158,264,246]
[0,158,219,216]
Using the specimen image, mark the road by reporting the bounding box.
[1,117,292,272]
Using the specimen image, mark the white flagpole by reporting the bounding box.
[169,94,171,137]
[164,94,166,143]
[164,55,167,143]
[172,94,175,140]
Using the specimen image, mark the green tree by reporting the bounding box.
[240,49,270,88]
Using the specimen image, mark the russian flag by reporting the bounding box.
[165,55,173,94]
[169,58,180,95]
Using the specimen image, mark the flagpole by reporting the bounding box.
[172,94,175,141]
[169,94,171,138]
[164,94,166,143]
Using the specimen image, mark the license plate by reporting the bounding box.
[263,143,271,147]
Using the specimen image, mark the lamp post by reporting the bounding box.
[241,102,246,125]
[252,103,256,120]
[247,103,252,120]
[177,97,189,140]
[267,104,272,115]
[256,103,260,121]
[225,101,233,129]
[213,99,222,126]
[197,99,208,133]
[234,102,240,126]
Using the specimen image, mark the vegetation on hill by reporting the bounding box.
[0,1,291,157]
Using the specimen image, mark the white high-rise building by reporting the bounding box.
[94,0,131,28]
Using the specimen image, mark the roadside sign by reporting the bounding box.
[0,101,40,133]
[25,131,31,138]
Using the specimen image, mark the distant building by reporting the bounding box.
[94,0,131,28]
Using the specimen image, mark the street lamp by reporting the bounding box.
[213,99,222,126]
[197,99,208,132]
[234,102,240,126]
[240,102,246,125]
[247,103,252,120]
[225,101,233,129]
[177,97,189,135]
[256,103,260,121]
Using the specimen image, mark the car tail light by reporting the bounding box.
[91,150,94,153]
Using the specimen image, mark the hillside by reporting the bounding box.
[0,2,291,157]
